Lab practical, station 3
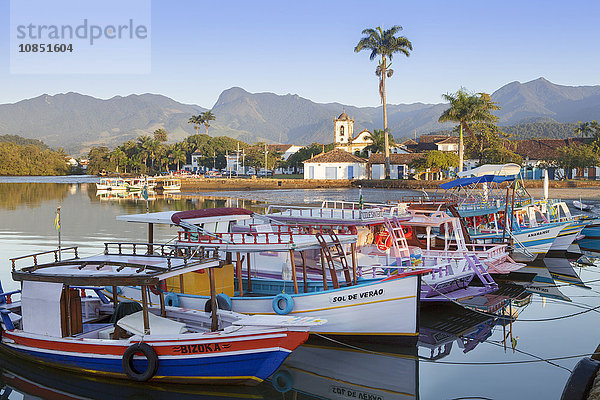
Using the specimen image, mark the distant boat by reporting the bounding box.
[573,200,592,212]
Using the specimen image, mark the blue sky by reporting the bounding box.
[1,0,599,108]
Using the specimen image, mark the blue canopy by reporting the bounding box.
[439,174,515,190]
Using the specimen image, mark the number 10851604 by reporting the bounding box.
[18,43,73,53]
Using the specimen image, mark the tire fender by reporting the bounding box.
[272,293,294,315]
[122,343,159,382]
[164,292,180,307]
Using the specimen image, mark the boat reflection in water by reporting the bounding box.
[0,348,265,400]
[269,340,419,400]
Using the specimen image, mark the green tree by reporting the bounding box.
[355,25,412,179]
[153,128,168,142]
[409,150,458,179]
[188,115,202,136]
[279,143,335,173]
[169,148,186,171]
[438,89,500,172]
[553,144,599,178]
[364,129,396,154]
[465,123,522,165]
[109,148,127,173]
[200,111,216,134]
[87,146,111,175]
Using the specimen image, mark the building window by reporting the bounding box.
[340,126,344,136]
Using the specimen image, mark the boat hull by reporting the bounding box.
[549,222,586,251]
[119,273,422,343]
[1,328,307,385]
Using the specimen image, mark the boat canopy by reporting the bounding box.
[171,208,253,225]
[457,163,521,178]
[439,174,515,190]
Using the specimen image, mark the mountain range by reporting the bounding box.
[1,77,599,155]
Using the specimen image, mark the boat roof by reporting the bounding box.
[439,174,515,190]
[178,231,357,252]
[457,163,521,178]
[265,205,410,226]
[11,244,221,285]
[117,208,253,225]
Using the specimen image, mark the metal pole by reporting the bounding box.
[56,206,61,261]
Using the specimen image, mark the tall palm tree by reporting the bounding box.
[153,128,168,142]
[364,129,396,154]
[188,115,202,136]
[200,111,216,134]
[355,25,412,179]
[438,88,499,172]
[169,148,186,171]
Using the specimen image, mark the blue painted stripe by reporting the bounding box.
[9,346,289,381]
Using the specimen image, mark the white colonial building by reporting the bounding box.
[303,148,367,180]
[333,111,406,155]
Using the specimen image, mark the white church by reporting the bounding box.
[303,111,408,179]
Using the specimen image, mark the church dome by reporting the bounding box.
[337,111,351,121]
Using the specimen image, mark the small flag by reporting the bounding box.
[54,208,60,231]
[359,194,364,210]
[142,184,149,201]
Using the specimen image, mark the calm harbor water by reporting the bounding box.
[1,177,600,399]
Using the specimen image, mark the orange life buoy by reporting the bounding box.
[149,280,167,296]
[375,231,392,251]
[401,225,413,239]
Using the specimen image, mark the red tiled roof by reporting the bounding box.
[514,138,587,160]
[304,148,367,164]
[267,144,294,153]
[436,137,459,145]
[368,153,425,165]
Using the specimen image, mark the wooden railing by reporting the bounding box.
[10,246,79,271]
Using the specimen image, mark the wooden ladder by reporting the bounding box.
[315,233,352,289]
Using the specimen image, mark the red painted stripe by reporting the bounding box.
[3,330,308,357]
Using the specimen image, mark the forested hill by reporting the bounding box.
[428,121,583,141]
[0,135,69,176]
[500,122,580,139]
[0,134,49,148]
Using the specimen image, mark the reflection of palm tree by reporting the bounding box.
[200,111,216,134]
[438,89,499,172]
[355,25,412,179]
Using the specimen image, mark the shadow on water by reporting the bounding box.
[0,183,72,210]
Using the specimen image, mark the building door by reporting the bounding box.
[309,166,315,179]
[325,167,337,179]
[347,165,354,179]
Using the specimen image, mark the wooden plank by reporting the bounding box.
[141,285,150,335]
[236,253,243,296]
[289,250,299,294]
[301,251,307,293]
[351,243,357,286]
[319,249,328,291]
[208,267,218,332]
[246,252,252,293]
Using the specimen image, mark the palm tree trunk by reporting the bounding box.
[459,123,464,173]
[382,59,390,179]
[205,124,209,135]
